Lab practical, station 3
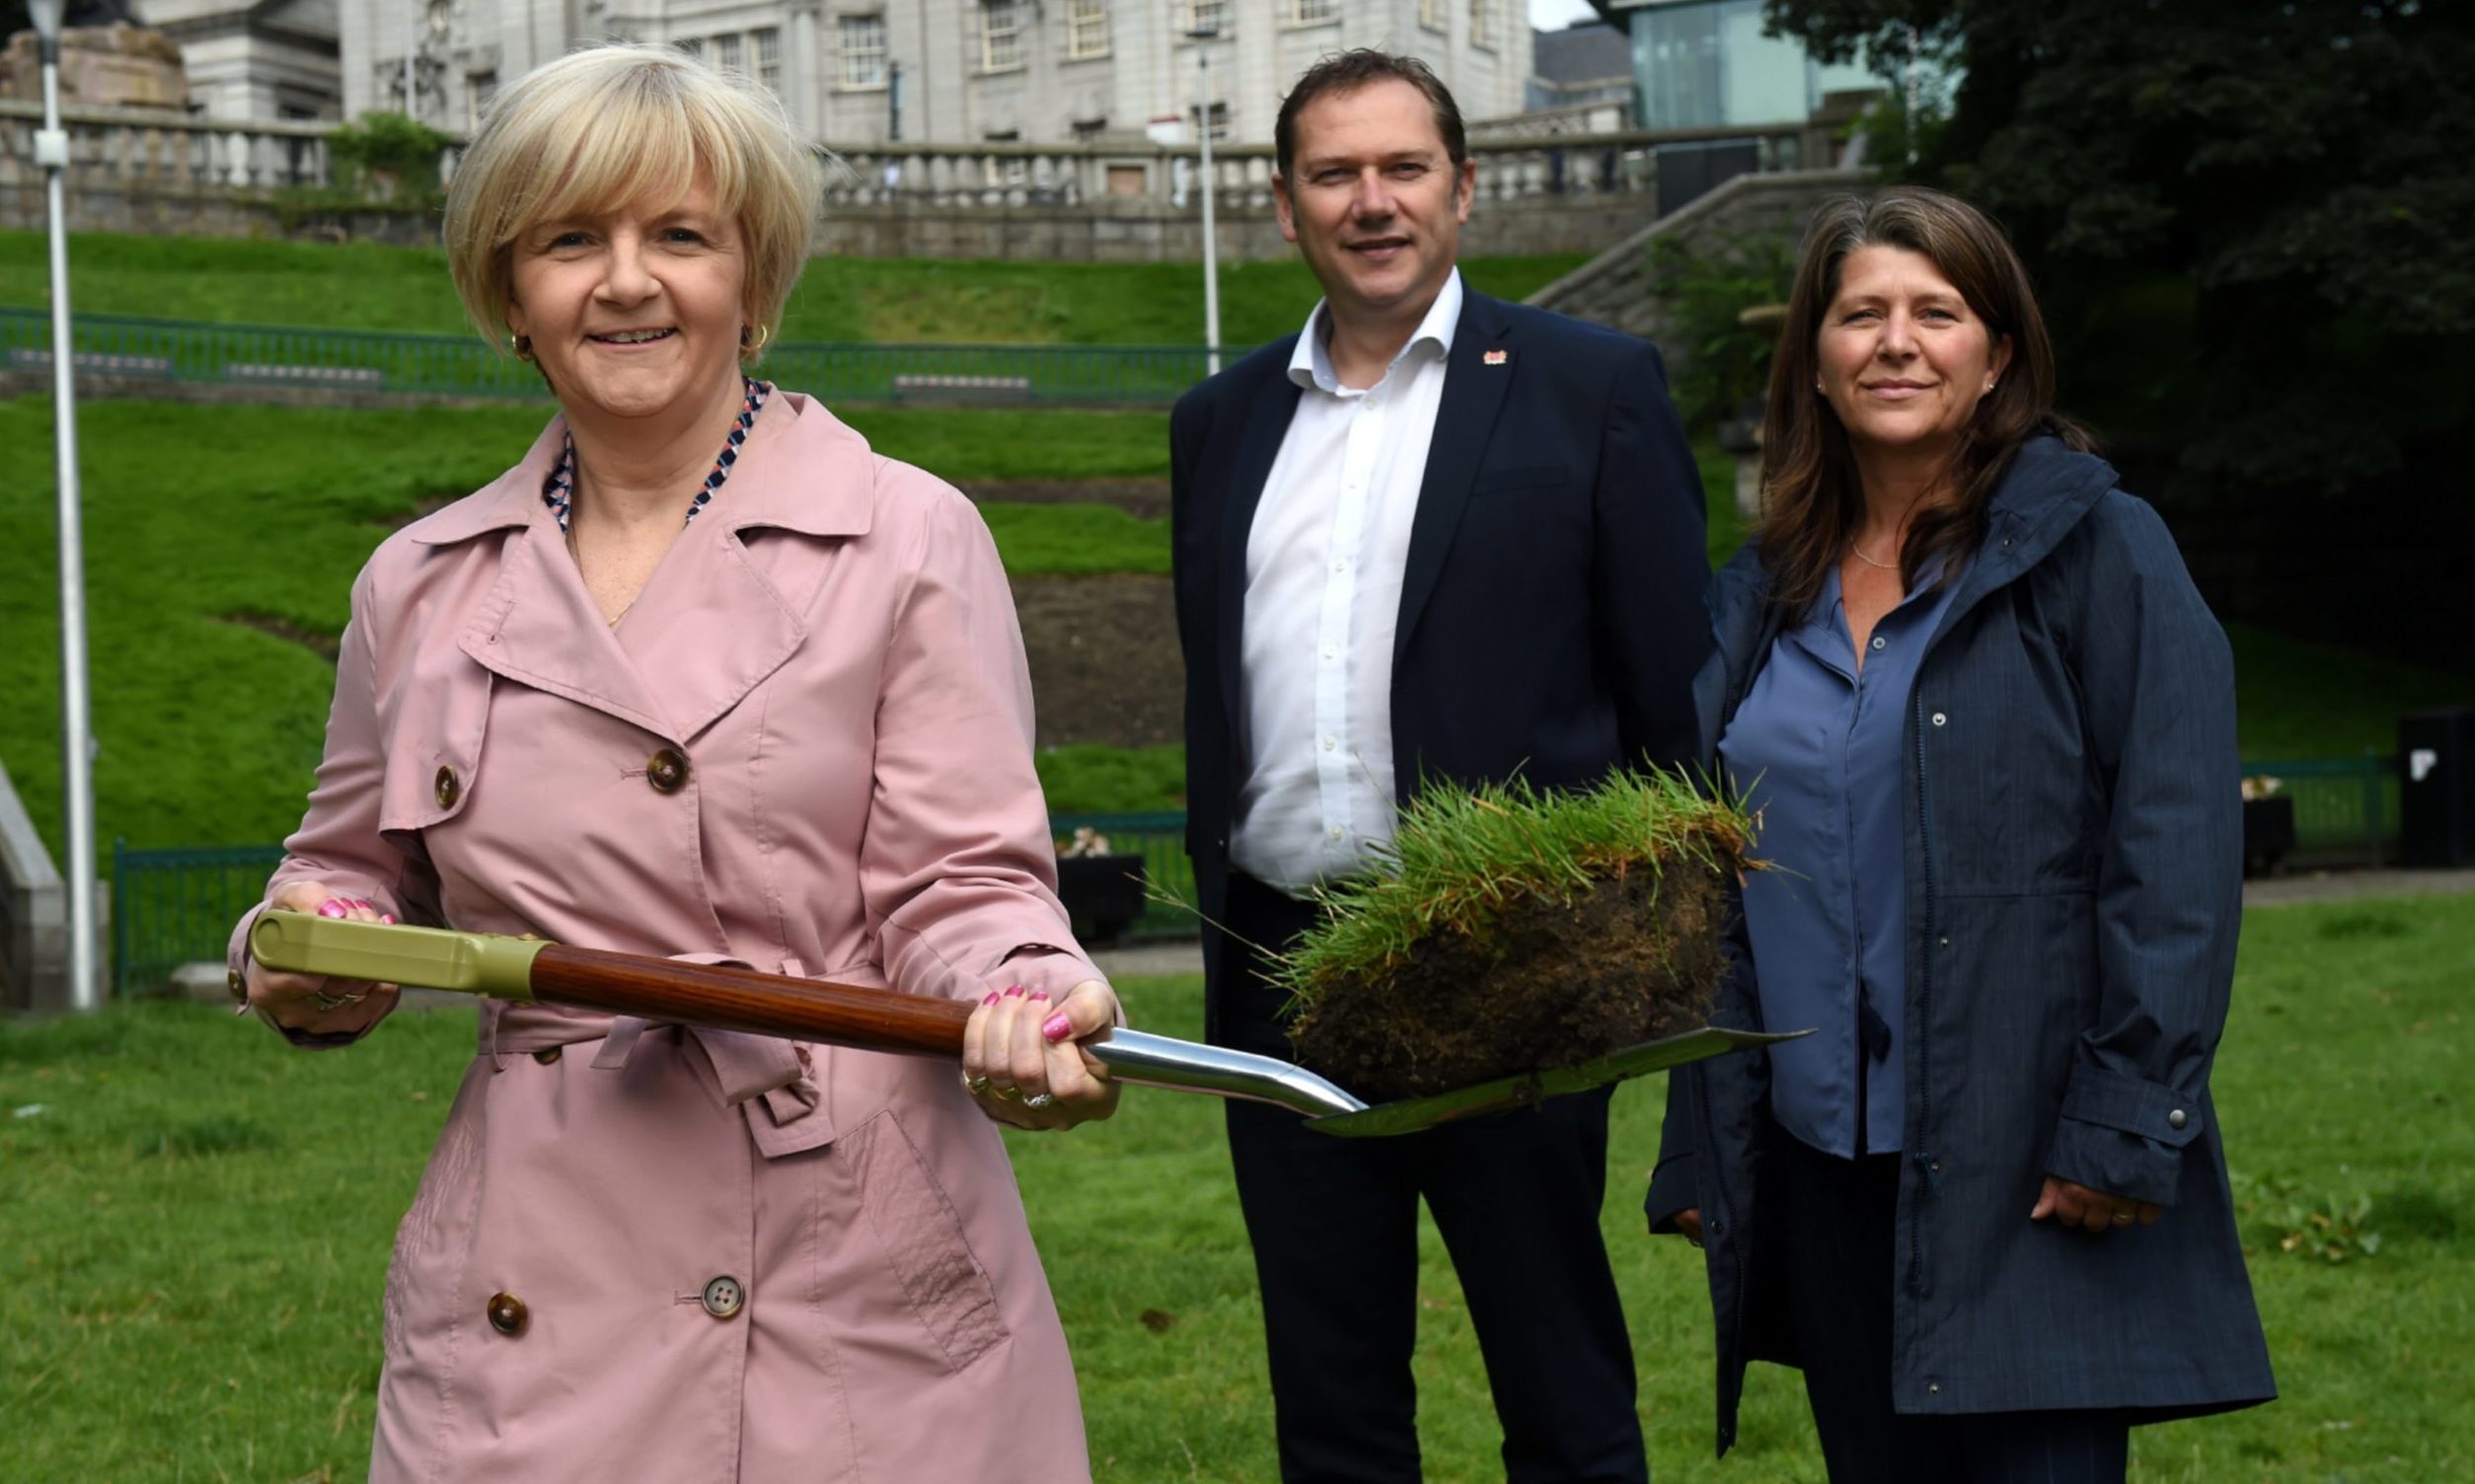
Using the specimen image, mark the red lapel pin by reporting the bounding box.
[1482,348,1508,366]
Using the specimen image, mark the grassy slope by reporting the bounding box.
[0,230,1589,346]
[3,399,2460,853]
[2,894,2469,1480]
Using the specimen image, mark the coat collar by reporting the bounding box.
[420,392,881,745]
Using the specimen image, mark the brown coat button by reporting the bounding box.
[434,766,461,809]
[646,749,690,794]
[701,1275,745,1319]
[487,1292,527,1336]
[532,1047,562,1065]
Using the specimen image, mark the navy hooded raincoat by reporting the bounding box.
[1647,436,2276,1454]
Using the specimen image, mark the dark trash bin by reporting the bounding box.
[1056,854,1148,946]
[2399,707,2475,868]
[2242,795,2295,878]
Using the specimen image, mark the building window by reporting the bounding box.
[1469,0,1491,50]
[980,0,1024,71]
[714,33,743,73]
[1184,0,1230,36]
[466,70,496,131]
[840,15,887,88]
[1417,0,1445,31]
[676,36,705,61]
[1192,100,1229,142]
[754,28,781,90]
[1067,0,1109,59]
[1288,0,1338,23]
[1071,116,1107,142]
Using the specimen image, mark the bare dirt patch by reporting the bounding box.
[1011,574,1182,748]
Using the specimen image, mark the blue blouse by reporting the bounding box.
[1718,559,1957,1158]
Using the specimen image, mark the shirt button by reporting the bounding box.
[1321,646,1337,661]
[433,765,460,809]
[487,1292,527,1336]
[1328,826,1344,841]
[702,1275,746,1319]
[1322,735,1336,750]
[1330,559,1347,573]
[1930,711,1948,727]
[2168,1108,2188,1130]
[647,748,690,793]
[1870,635,1887,650]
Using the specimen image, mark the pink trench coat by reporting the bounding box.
[228,394,1100,1482]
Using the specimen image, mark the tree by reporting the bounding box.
[1766,0,2475,494]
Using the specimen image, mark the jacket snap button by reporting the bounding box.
[487,1292,527,1336]
[434,765,461,808]
[1928,1381,1941,1395]
[647,748,690,794]
[2168,1108,2188,1130]
[1930,711,1948,727]
[532,1046,562,1065]
[1937,935,1951,949]
[701,1275,745,1319]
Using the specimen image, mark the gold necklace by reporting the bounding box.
[1848,538,1901,570]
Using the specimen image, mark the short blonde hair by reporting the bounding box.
[442,43,820,358]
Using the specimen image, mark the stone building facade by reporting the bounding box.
[340,0,1530,146]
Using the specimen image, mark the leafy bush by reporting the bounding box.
[1645,230,1799,435]
[326,112,454,201]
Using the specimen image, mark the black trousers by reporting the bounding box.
[1772,1133,2132,1484]
[1217,869,1647,1484]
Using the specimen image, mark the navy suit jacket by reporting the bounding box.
[1169,286,1712,1030]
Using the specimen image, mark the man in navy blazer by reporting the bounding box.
[1168,50,1711,1483]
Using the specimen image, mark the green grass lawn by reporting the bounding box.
[0,230,1589,347]
[2,891,2468,1480]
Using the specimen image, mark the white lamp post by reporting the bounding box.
[28,0,101,1013]
[1186,23,1222,377]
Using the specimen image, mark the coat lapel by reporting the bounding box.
[1394,292,1517,666]
[1215,355,1305,731]
[438,394,872,747]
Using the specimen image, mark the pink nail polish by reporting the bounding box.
[380,914,397,925]
[316,899,350,919]
[352,899,375,910]
[1029,990,1049,1002]
[983,992,1001,1005]
[1042,1013,1072,1042]
[1003,986,1024,999]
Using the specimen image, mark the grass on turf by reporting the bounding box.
[1,892,2468,1480]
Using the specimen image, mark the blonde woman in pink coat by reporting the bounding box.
[226,44,1120,1483]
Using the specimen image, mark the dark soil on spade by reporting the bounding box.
[1288,861,1734,1104]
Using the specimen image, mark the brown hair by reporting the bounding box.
[1275,49,1466,181]
[1756,186,2091,617]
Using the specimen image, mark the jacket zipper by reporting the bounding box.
[1907,681,1939,1298]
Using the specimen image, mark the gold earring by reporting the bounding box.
[741,324,772,356]
[509,333,534,363]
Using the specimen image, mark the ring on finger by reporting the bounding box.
[311,991,352,1011]
[989,1082,1020,1101]
[1022,1091,1057,1111]
[963,1072,991,1095]
[2111,1210,2134,1225]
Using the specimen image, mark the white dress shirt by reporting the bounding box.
[1229,270,1462,895]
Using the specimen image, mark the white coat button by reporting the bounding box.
[2168,1108,2188,1130]
[1931,711,1948,727]
[702,1275,745,1320]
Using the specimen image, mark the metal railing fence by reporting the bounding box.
[0,308,1230,406]
[101,758,2404,994]
[111,812,1200,995]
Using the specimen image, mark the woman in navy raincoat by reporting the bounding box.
[1647,187,2275,1479]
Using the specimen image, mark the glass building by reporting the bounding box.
[1597,0,1879,130]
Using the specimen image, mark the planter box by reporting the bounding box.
[2243,796,2296,879]
[1056,854,1148,946]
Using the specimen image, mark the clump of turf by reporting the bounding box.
[1274,770,1754,1103]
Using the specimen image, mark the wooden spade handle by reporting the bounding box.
[529,943,975,1057]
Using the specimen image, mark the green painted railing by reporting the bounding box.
[103,757,2404,993]
[0,308,1231,405]
[2242,753,2396,864]
[111,812,1200,995]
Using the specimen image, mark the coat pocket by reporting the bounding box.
[850,1108,1010,1373]
[377,656,493,836]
